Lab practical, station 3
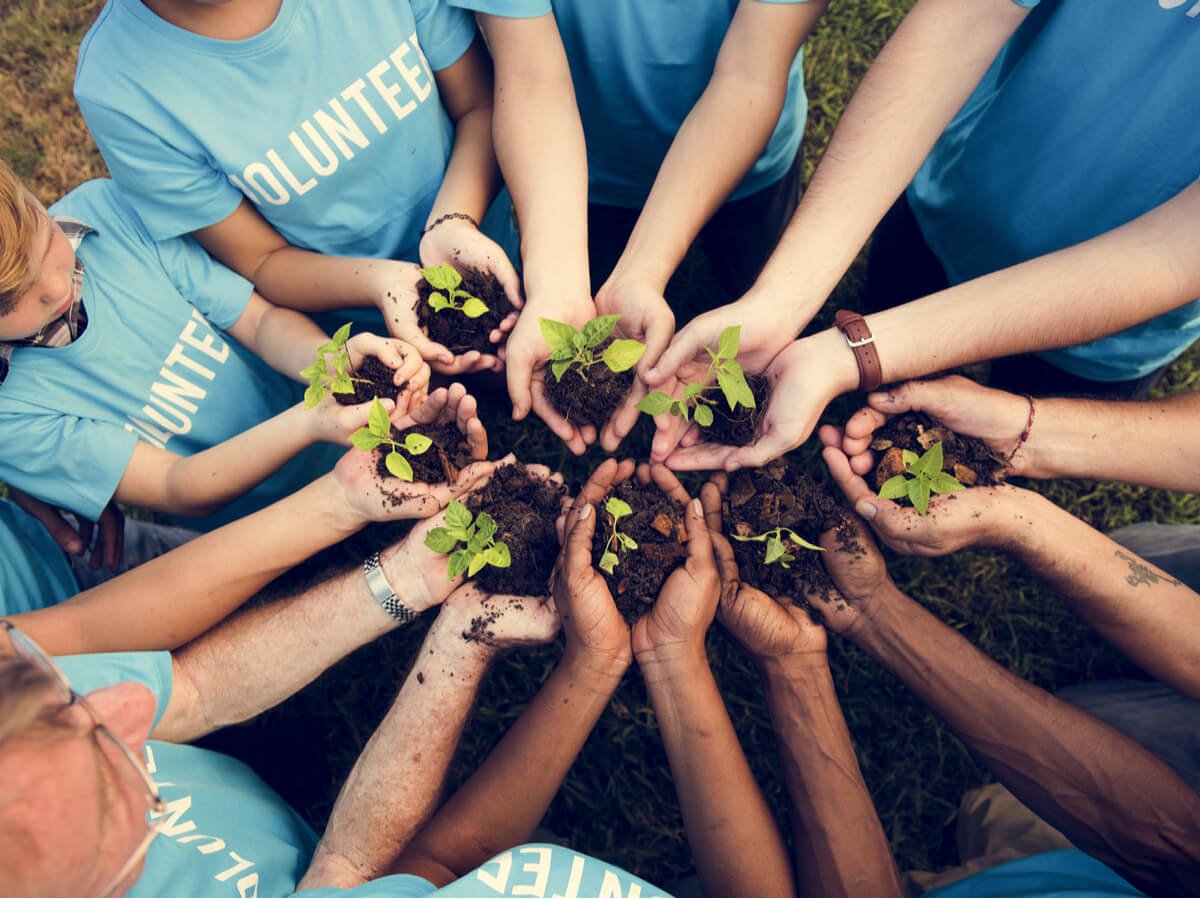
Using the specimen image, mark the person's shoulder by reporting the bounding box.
[76,0,140,92]
[49,179,156,249]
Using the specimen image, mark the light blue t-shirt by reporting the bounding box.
[909,0,1200,382]
[927,848,1142,898]
[0,181,341,530]
[453,0,811,208]
[75,0,476,265]
[0,498,78,615]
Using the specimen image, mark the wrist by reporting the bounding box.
[843,584,916,652]
[561,645,631,693]
[990,486,1052,555]
[636,641,710,685]
[429,602,499,667]
[315,474,373,537]
[378,541,438,613]
[785,328,862,396]
[758,649,832,682]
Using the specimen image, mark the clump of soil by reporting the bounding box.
[415,265,515,355]
[333,355,405,406]
[704,374,769,447]
[464,463,566,596]
[591,480,687,624]
[724,458,840,617]
[377,420,475,483]
[543,341,635,430]
[869,411,1006,503]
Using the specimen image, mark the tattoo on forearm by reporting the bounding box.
[1116,550,1182,588]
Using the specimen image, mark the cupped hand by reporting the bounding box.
[801,511,893,636]
[393,382,489,461]
[840,375,1033,478]
[440,583,561,653]
[373,260,457,367]
[344,332,430,411]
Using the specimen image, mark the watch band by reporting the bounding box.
[363,552,417,625]
[834,309,883,392]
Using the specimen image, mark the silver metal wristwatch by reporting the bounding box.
[362,552,418,624]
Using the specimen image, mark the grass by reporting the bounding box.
[3,0,1198,887]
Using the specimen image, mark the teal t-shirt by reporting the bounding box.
[0,498,79,615]
[928,848,1142,898]
[453,0,811,208]
[909,0,1200,381]
[0,180,342,530]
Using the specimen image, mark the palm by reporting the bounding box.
[720,584,827,658]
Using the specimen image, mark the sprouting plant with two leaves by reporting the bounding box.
[598,496,638,575]
[301,323,372,407]
[539,315,646,383]
[421,264,489,318]
[732,527,824,568]
[350,398,432,481]
[636,326,755,427]
[424,499,512,578]
[877,440,965,516]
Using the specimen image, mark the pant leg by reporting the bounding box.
[68,516,199,592]
[1106,522,1200,591]
[863,192,952,314]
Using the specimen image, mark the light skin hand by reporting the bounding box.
[372,261,458,368]
[840,375,1032,478]
[343,333,431,405]
[436,582,560,654]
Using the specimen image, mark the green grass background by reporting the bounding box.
[3,0,1198,885]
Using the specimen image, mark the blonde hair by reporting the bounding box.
[0,159,44,317]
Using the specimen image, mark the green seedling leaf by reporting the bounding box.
[582,315,620,348]
[551,359,571,382]
[448,549,472,579]
[636,391,674,416]
[717,325,741,361]
[908,477,932,516]
[368,398,391,437]
[618,533,638,551]
[304,384,323,408]
[930,472,966,495]
[445,500,473,530]
[421,264,461,292]
[467,533,486,555]
[467,553,488,577]
[901,449,920,467]
[331,372,354,394]
[385,451,414,481]
[539,318,578,355]
[461,297,489,319]
[331,322,353,347]
[599,551,620,575]
[549,345,575,362]
[602,338,646,373]
[486,542,512,568]
[912,442,945,479]
[606,497,633,520]
[404,433,433,455]
[424,528,459,554]
[878,475,910,501]
[765,536,786,565]
[351,429,383,453]
[783,529,825,553]
[299,360,326,381]
[475,512,497,544]
[694,404,715,427]
[683,382,705,400]
[428,292,450,312]
[719,360,756,409]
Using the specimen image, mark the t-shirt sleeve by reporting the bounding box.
[447,0,552,16]
[73,92,244,242]
[153,234,255,329]
[291,874,435,898]
[410,0,481,69]
[0,413,137,522]
[56,651,175,729]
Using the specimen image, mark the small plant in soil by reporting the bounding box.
[301,323,387,407]
[540,315,646,429]
[876,441,965,516]
[636,325,756,428]
[415,264,516,355]
[598,497,639,574]
[869,411,1007,499]
[420,264,489,319]
[350,398,432,481]
[424,499,512,579]
[731,526,823,568]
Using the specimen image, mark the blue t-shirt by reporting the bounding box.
[928,848,1142,898]
[75,0,476,265]
[909,0,1200,382]
[0,498,78,615]
[0,181,341,530]
[453,0,811,208]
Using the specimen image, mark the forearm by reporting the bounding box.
[642,649,793,897]
[754,0,1027,323]
[760,655,901,896]
[426,106,498,230]
[244,303,328,382]
[1021,393,1200,490]
[393,649,625,886]
[867,182,1200,382]
[998,489,1200,699]
[253,247,398,314]
[853,591,1200,894]
[300,608,497,889]
[12,474,363,655]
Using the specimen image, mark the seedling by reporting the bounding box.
[424,499,512,578]
[421,264,489,319]
[598,496,639,575]
[301,323,373,407]
[877,440,965,516]
[539,315,646,383]
[636,326,755,427]
[732,527,824,568]
[349,398,433,481]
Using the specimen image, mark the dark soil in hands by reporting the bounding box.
[415,265,514,355]
[334,354,404,406]
[705,374,769,447]
[591,480,687,624]
[377,420,475,483]
[465,463,566,596]
[725,458,840,616]
[544,340,636,430]
[869,411,1006,504]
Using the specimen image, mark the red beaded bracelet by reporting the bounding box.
[1004,395,1036,467]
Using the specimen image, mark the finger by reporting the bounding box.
[440,460,499,504]
[644,322,705,387]
[563,502,597,580]
[699,480,724,534]
[565,458,631,536]
[722,424,796,472]
[843,406,889,448]
[867,381,925,414]
[399,387,449,427]
[678,422,703,448]
[99,508,124,570]
[600,381,647,453]
[432,351,484,376]
[369,336,409,371]
[649,413,692,463]
[821,444,880,512]
[578,423,598,446]
[645,463,692,506]
[401,327,455,367]
[77,516,95,555]
[817,424,844,449]
[32,506,86,555]
[529,382,585,455]
[506,345,535,420]
[663,441,736,472]
[683,498,714,567]
[638,311,676,376]
[490,254,525,312]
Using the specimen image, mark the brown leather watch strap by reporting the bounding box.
[834,309,883,392]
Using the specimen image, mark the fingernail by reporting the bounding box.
[578,504,593,520]
[855,499,877,521]
[690,498,702,516]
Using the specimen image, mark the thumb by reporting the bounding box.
[644,324,703,386]
[506,349,534,420]
[683,498,713,567]
[401,325,455,367]
[638,312,676,375]
[564,502,597,577]
[868,381,927,415]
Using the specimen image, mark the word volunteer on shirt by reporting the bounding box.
[229,32,436,208]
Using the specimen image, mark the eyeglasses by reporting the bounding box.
[1,620,167,896]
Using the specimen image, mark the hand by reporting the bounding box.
[507,295,597,456]
[439,583,561,653]
[820,430,1024,557]
[664,329,857,472]
[420,218,522,374]
[7,488,125,571]
[344,332,431,412]
[840,375,1034,479]
[702,477,827,662]
[594,275,676,453]
[307,395,396,446]
[803,511,893,637]
[372,260,458,368]
[394,382,489,461]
